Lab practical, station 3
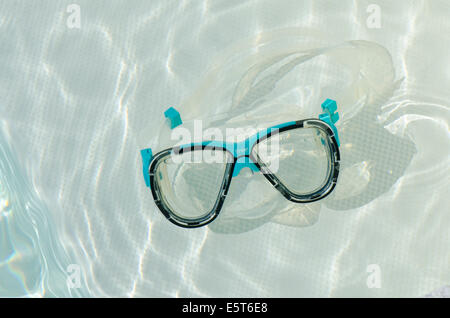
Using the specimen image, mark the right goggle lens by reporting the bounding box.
[252,127,332,195]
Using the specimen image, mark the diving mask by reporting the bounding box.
[141,99,340,228]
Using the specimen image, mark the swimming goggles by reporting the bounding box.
[141,99,340,228]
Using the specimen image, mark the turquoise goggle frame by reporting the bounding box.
[141,99,340,228]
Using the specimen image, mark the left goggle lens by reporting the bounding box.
[154,149,232,221]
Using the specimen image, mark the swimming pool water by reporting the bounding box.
[0,0,449,297]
